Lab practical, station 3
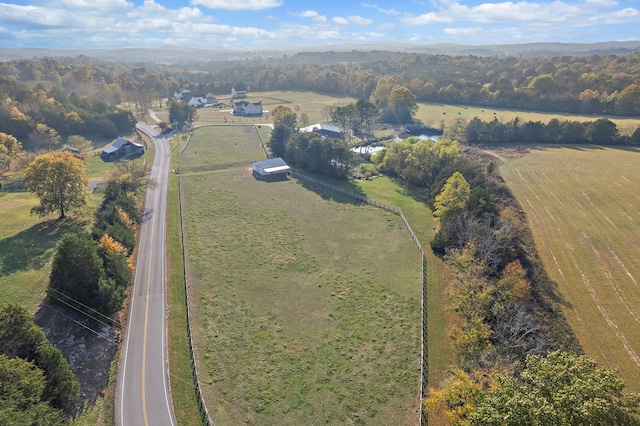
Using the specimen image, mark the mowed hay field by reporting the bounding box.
[415,103,640,133]
[180,126,422,425]
[498,145,640,392]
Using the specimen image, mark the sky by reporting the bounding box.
[0,0,639,50]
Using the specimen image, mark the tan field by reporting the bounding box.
[498,145,640,392]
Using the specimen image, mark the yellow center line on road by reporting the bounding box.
[141,188,158,426]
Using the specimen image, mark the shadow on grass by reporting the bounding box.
[0,218,83,275]
[397,179,431,206]
[252,171,290,183]
[293,172,369,205]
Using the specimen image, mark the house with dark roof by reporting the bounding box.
[61,146,81,155]
[101,137,144,161]
[174,89,216,107]
[299,123,342,139]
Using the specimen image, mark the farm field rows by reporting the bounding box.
[498,145,640,392]
[179,126,423,424]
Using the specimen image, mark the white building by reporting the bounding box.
[299,123,342,138]
[252,157,290,176]
[175,89,216,107]
[231,86,247,99]
[233,100,263,116]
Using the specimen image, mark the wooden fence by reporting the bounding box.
[178,130,216,426]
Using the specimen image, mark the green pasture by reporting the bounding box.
[353,177,452,389]
[179,126,422,425]
[0,191,91,311]
[0,191,51,310]
[415,103,640,135]
[302,172,453,390]
[498,145,640,393]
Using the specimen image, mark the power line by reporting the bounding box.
[47,287,119,328]
[42,303,118,346]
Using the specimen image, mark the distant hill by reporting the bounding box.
[1,41,639,64]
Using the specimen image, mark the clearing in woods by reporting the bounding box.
[498,145,640,392]
[179,125,422,425]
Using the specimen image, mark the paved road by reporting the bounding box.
[115,123,176,426]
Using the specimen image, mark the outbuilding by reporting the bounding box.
[101,137,144,160]
[252,157,290,176]
[299,123,342,138]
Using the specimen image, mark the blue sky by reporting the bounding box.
[0,0,638,49]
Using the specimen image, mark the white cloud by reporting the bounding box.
[333,15,373,25]
[298,10,320,18]
[296,10,327,22]
[584,0,619,7]
[403,12,452,25]
[0,4,69,28]
[190,0,282,11]
[0,0,638,49]
[595,7,640,24]
[403,0,640,27]
[361,2,401,15]
[442,26,483,36]
[60,0,133,13]
[348,15,373,25]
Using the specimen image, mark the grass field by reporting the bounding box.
[179,126,423,424]
[166,133,204,426]
[498,145,640,392]
[0,191,55,310]
[352,177,452,390]
[0,190,95,311]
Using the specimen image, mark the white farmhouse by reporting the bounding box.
[233,100,263,116]
[231,86,247,99]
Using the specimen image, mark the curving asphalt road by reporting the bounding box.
[115,123,177,426]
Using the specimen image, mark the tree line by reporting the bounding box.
[370,137,639,422]
[0,304,79,425]
[447,116,640,146]
[0,76,135,152]
[40,158,150,317]
[2,50,639,122]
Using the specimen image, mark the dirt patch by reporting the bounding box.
[35,300,119,414]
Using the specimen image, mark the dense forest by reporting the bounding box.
[0,75,134,150]
[1,50,640,119]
